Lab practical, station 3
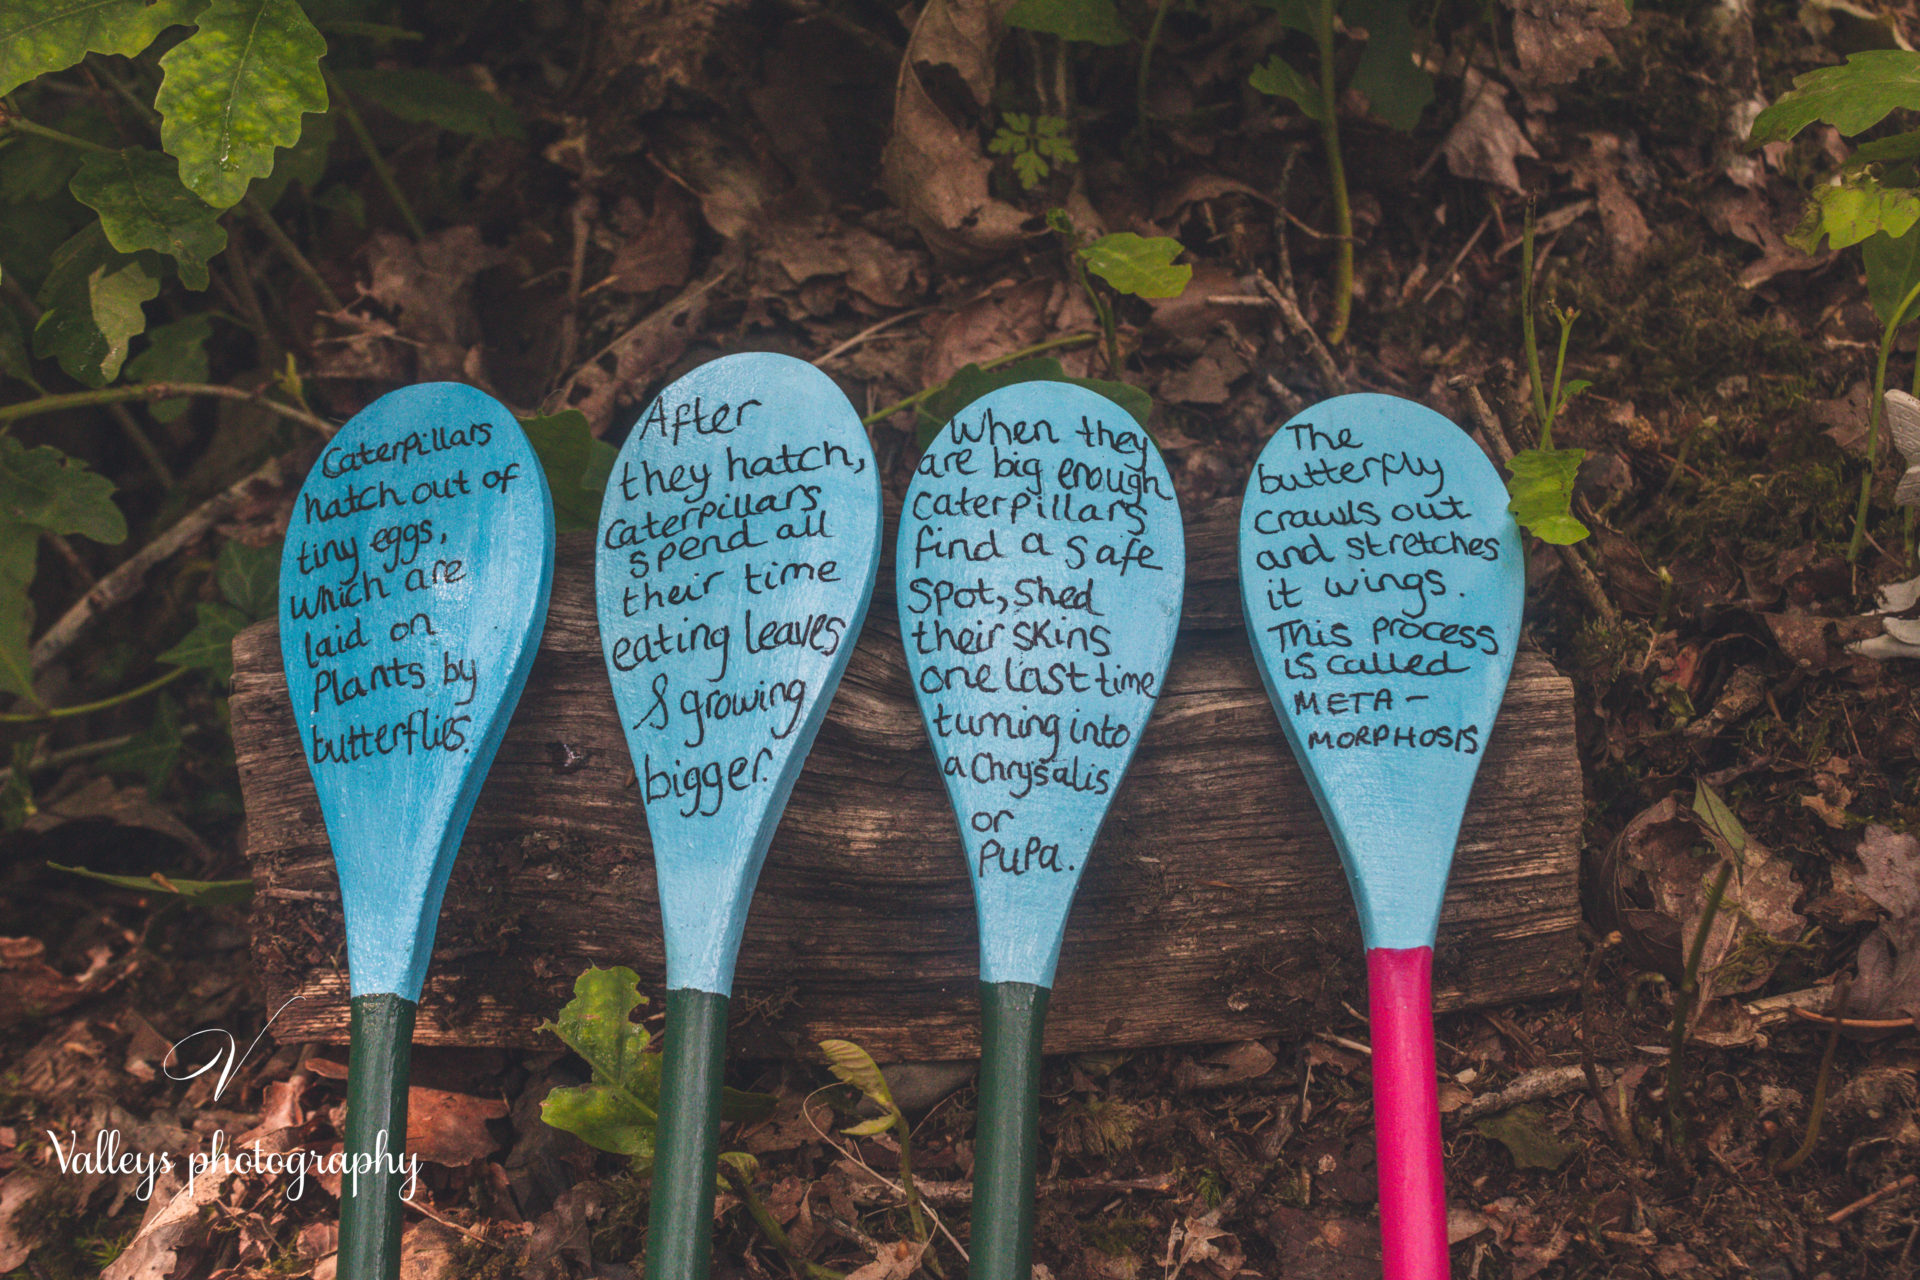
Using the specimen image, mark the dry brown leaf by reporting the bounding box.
[1568,134,1651,267]
[880,0,1028,259]
[1442,71,1538,194]
[587,0,748,111]
[407,1086,508,1166]
[1505,0,1631,86]
[1176,1040,1277,1089]
[596,189,696,295]
[0,1172,47,1273]
[24,776,213,861]
[361,226,506,382]
[0,937,89,1028]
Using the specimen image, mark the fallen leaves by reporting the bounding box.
[1442,71,1538,194]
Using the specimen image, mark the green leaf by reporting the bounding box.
[1005,0,1130,45]
[48,861,253,905]
[0,0,207,97]
[1790,175,1920,252]
[1863,225,1920,326]
[1504,446,1589,545]
[915,357,1154,449]
[1251,0,1317,33]
[70,148,227,291]
[156,0,329,209]
[0,300,32,386]
[217,538,281,618]
[1013,150,1049,189]
[1080,232,1191,300]
[248,106,336,209]
[0,436,127,544]
[0,522,38,701]
[125,312,213,421]
[331,67,524,139]
[33,223,160,387]
[1751,50,1920,143]
[1346,0,1433,131]
[1249,56,1325,122]
[1473,1104,1575,1170]
[539,965,662,1160]
[0,132,85,205]
[819,1038,900,1119]
[157,600,248,682]
[520,410,617,533]
[1845,128,1920,169]
[102,690,184,792]
[1692,780,1747,857]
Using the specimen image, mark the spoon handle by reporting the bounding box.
[338,994,416,1280]
[1367,948,1448,1280]
[645,990,730,1280]
[971,982,1050,1280]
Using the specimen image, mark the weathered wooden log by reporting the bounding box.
[233,498,1583,1059]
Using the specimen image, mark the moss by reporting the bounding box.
[590,1169,653,1267]
[1080,1214,1156,1257]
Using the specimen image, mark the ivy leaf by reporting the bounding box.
[331,67,524,139]
[1790,175,1920,253]
[1346,0,1434,132]
[125,312,213,421]
[915,357,1154,449]
[1250,56,1325,123]
[1750,50,1920,143]
[538,965,662,1160]
[1864,226,1920,327]
[48,860,253,905]
[521,410,616,533]
[70,148,227,290]
[156,0,329,209]
[0,436,127,545]
[158,601,248,683]
[217,537,281,618]
[0,0,207,97]
[1081,232,1191,300]
[33,223,160,387]
[1005,0,1130,45]
[1504,446,1589,545]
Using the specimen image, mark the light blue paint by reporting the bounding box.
[1238,393,1524,951]
[899,383,1184,988]
[596,352,882,996]
[279,383,556,1000]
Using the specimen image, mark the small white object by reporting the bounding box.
[1889,389,1920,509]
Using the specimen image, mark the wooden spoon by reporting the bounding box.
[595,352,882,1280]
[1237,393,1523,1280]
[279,383,554,1280]
[898,382,1184,1280]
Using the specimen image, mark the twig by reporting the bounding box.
[0,666,187,722]
[1788,1008,1920,1032]
[812,308,932,367]
[555,191,595,384]
[1421,212,1495,306]
[1251,270,1346,395]
[0,733,135,787]
[1451,1065,1589,1124]
[324,67,427,241]
[240,195,348,314]
[1579,931,1644,1159]
[1460,384,1620,627]
[803,1087,968,1261]
[0,382,335,437]
[30,450,299,674]
[1828,1175,1918,1225]
[403,1197,502,1250]
[1666,861,1733,1163]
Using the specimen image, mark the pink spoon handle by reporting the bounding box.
[1367,947,1448,1280]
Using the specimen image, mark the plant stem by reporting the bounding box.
[1135,0,1175,132]
[0,115,112,153]
[892,1114,939,1274]
[0,666,187,723]
[719,1159,844,1280]
[0,381,335,436]
[1521,205,1548,439]
[324,67,428,240]
[241,195,347,313]
[1849,277,1920,562]
[1544,309,1577,451]
[1314,0,1351,346]
[1665,861,1732,1162]
[860,332,1097,427]
[1776,978,1848,1174]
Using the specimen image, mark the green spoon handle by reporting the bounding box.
[645,989,731,1280]
[971,981,1050,1280]
[339,993,416,1280]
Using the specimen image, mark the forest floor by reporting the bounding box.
[4,1,1920,1277]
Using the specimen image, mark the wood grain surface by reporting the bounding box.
[233,498,1585,1059]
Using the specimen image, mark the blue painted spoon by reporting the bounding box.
[279,383,554,1280]
[595,352,882,1280]
[898,382,1184,1280]
[1237,393,1523,1280]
